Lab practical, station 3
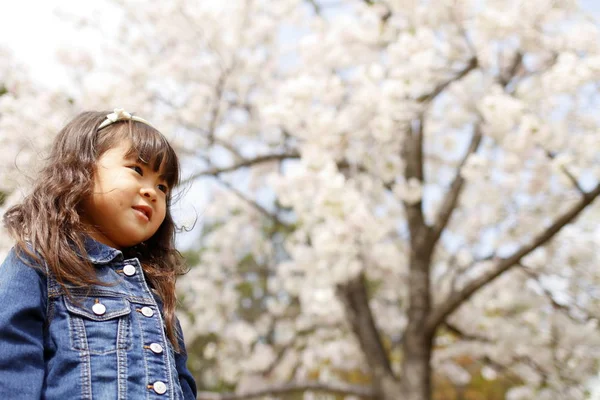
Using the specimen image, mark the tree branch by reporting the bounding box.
[499,52,523,88]
[544,150,586,195]
[214,177,290,229]
[481,355,544,386]
[259,318,344,378]
[428,50,521,247]
[181,151,300,184]
[197,381,375,400]
[185,151,397,196]
[416,57,478,105]
[443,322,492,343]
[402,120,428,249]
[429,123,483,246]
[305,0,321,15]
[402,59,478,251]
[426,181,600,332]
[336,272,396,383]
[205,67,246,162]
[518,264,600,324]
[450,252,495,293]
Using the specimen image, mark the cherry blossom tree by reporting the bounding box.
[3,0,600,399]
[0,47,75,258]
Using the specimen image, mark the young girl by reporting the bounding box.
[0,109,197,399]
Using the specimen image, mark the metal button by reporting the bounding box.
[141,307,154,317]
[149,343,163,354]
[123,264,136,276]
[92,303,106,316]
[153,381,167,395]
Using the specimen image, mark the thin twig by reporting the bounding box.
[427,181,600,332]
[181,152,300,185]
[214,178,290,229]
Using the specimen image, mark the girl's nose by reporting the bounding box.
[140,186,157,201]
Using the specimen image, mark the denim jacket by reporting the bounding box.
[0,239,197,399]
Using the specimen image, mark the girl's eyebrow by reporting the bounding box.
[123,153,142,163]
[142,165,169,183]
[125,155,169,182]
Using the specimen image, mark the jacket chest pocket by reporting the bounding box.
[64,296,132,355]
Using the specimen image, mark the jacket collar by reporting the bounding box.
[83,236,124,265]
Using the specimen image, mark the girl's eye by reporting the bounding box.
[157,184,169,194]
[130,165,143,175]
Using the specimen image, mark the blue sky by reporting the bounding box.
[581,0,600,14]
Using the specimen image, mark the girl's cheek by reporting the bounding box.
[159,209,167,224]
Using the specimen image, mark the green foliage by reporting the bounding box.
[433,356,522,400]
[181,249,201,267]
[186,333,237,393]
[236,252,269,323]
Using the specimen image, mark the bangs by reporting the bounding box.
[106,121,180,189]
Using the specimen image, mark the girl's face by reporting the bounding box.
[80,140,169,249]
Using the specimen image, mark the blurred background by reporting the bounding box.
[2,0,600,399]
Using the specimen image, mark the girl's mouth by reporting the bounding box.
[132,205,152,221]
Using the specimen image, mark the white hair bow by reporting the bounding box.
[97,108,155,130]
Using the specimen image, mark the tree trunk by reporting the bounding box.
[399,327,433,400]
[377,375,404,400]
[399,252,434,400]
[336,273,403,400]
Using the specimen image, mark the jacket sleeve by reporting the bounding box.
[0,247,47,398]
[175,317,198,400]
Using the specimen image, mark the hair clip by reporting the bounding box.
[97,108,156,130]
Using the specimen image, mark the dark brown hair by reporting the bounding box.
[3,110,186,351]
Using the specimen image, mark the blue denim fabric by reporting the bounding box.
[0,239,197,399]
